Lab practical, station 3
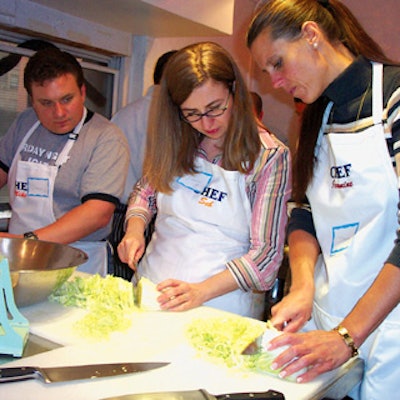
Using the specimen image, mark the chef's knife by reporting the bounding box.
[101,389,285,400]
[0,362,169,384]
[241,333,264,355]
[241,328,283,355]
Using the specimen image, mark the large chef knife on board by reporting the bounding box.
[0,362,169,384]
[102,389,285,400]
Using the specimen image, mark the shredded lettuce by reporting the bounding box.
[186,316,293,380]
[49,274,135,339]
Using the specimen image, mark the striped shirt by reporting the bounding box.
[288,56,400,267]
[126,129,291,291]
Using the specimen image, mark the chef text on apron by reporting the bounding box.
[136,156,265,319]
[305,63,400,400]
[8,108,107,276]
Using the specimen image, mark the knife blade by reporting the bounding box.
[241,328,283,356]
[0,362,169,384]
[241,333,264,355]
[101,388,285,400]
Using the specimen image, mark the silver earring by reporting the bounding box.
[313,42,318,49]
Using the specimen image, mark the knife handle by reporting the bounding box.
[216,390,285,400]
[0,367,38,383]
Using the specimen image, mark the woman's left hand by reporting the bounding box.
[156,279,206,311]
[268,329,354,382]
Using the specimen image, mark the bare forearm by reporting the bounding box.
[270,229,320,330]
[0,169,7,189]
[199,269,239,302]
[288,229,320,292]
[125,215,147,236]
[157,268,240,311]
[34,200,115,243]
[117,216,147,269]
[340,263,400,347]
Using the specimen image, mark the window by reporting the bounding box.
[0,39,119,137]
[0,47,27,140]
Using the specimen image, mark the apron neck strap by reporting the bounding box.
[55,107,87,167]
[371,62,383,125]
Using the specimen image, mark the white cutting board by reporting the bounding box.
[20,301,230,347]
[2,304,357,400]
[0,337,341,400]
[20,300,89,346]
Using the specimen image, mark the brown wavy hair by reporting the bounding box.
[143,41,260,193]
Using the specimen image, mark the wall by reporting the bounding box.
[143,0,235,35]
[0,0,132,55]
[141,0,257,97]
[347,0,400,61]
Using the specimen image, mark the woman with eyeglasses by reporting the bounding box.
[117,41,291,318]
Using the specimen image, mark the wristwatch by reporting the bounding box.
[23,231,39,240]
[333,324,359,357]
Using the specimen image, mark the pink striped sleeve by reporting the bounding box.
[226,131,292,291]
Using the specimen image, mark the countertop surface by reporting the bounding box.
[0,295,363,400]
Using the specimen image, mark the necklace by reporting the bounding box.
[327,79,372,130]
[356,80,371,121]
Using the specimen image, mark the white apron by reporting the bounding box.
[8,109,107,276]
[305,63,400,400]
[137,156,265,319]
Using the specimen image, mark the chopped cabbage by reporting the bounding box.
[186,316,295,380]
[49,274,135,339]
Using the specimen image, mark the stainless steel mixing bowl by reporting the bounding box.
[0,237,88,307]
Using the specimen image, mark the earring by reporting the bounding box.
[313,42,318,49]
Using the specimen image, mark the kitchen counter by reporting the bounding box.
[0,298,363,400]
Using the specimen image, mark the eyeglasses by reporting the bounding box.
[180,92,231,123]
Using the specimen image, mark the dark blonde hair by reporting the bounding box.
[143,41,260,193]
[247,0,392,203]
